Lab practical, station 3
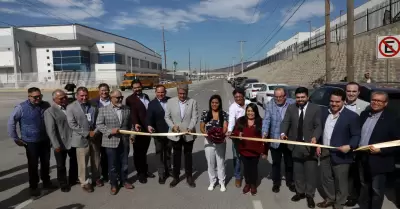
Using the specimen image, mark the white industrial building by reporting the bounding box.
[0,24,162,88]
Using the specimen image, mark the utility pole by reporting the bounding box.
[162,26,167,77]
[199,58,202,81]
[188,48,191,79]
[232,57,235,78]
[307,21,312,48]
[325,0,332,82]
[238,41,246,75]
[347,0,355,82]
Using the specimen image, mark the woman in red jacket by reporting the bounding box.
[232,103,268,196]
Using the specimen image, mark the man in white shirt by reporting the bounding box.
[343,82,369,207]
[226,88,250,188]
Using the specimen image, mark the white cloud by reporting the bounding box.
[112,0,261,31]
[281,0,334,27]
[0,0,106,21]
[0,0,16,2]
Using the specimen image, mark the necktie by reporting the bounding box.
[297,106,304,141]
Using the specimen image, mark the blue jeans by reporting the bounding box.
[105,139,130,187]
[232,141,242,180]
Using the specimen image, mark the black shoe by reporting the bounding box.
[291,193,306,202]
[344,199,357,207]
[170,178,179,188]
[146,172,156,178]
[159,177,166,184]
[138,175,147,184]
[186,176,196,188]
[43,181,57,190]
[30,188,41,197]
[61,186,71,193]
[272,185,280,193]
[287,184,296,193]
[306,196,315,208]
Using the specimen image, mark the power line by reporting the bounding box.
[246,0,306,61]
[16,0,72,24]
[63,0,106,24]
[0,20,16,27]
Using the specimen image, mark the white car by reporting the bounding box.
[245,83,267,101]
[255,83,288,107]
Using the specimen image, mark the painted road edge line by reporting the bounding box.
[14,198,33,209]
[252,200,264,209]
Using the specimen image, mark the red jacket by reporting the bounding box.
[232,120,269,157]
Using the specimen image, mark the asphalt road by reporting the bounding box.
[0,80,397,209]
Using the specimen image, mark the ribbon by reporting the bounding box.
[119,130,400,150]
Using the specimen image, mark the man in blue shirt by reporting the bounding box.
[262,87,296,193]
[7,87,54,197]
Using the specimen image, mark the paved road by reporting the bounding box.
[0,80,397,209]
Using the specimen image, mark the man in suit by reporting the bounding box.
[146,84,172,184]
[125,80,156,183]
[316,89,361,209]
[165,84,198,188]
[66,87,103,193]
[91,83,111,183]
[280,87,322,208]
[358,91,400,209]
[262,87,296,193]
[44,89,77,193]
[343,81,370,207]
[7,87,54,197]
[96,90,134,195]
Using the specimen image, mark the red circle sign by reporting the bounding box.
[379,36,400,57]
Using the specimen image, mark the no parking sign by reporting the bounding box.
[377,35,400,59]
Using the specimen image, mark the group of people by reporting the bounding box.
[6,80,399,209]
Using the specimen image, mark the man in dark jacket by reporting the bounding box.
[357,91,400,209]
[125,80,156,184]
[146,85,172,184]
[316,89,361,209]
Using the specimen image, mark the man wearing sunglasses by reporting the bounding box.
[7,87,53,197]
[96,90,134,195]
[44,89,77,193]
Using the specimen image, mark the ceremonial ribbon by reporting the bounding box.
[119,130,400,151]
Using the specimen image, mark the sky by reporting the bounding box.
[0,0,369,71]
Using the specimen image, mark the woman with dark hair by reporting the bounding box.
[232,103,268,196]
[200,94,229,192]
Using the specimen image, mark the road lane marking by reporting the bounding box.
[14,198,33,209]
[252,200,264,209]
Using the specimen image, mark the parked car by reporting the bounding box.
[245,83,267,101]
[255,84,288,105]
[238,78,259,89]
[310,82,400,115]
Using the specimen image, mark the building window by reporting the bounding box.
[132,58,139,67]
[97,53,125,65]
[47,56,49,59]
[46,49,49,52]
[52,50,91,71]
[47,63,50,66]
[48,70,51,73]
[17,41,20,52]
[140,60,149,68]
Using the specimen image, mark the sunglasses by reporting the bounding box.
[30,95,42,100]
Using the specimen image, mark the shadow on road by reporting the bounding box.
[0,164,28,177]
[56,203,85,209]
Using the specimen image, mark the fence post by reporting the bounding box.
[366,8,369,31]
[390,0,392,23]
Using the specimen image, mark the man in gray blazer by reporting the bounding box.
[343,82,370,207]
[44,89,77,193]
[280,87,322,208]
[164,84,198,188]
[96,90,134,195]
[66,87,103,193]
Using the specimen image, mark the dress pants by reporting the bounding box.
[54,147,78,187]
[232,140,243,180]
[204,139,226,185]
[241,156,259,185]
[172,137,194,178]
[154,136,172,178]
[270,144,294,186]
[25,140,51,189]
[292,146,318,197]
[106,139,130,187]
[100,146,108,181]
[358,154,387,209]
[320,149,350,209]
[133,135,151,177]
[75,140,101,186]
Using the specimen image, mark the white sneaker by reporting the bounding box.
[220,185,226,192]
[208,184,214,191]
